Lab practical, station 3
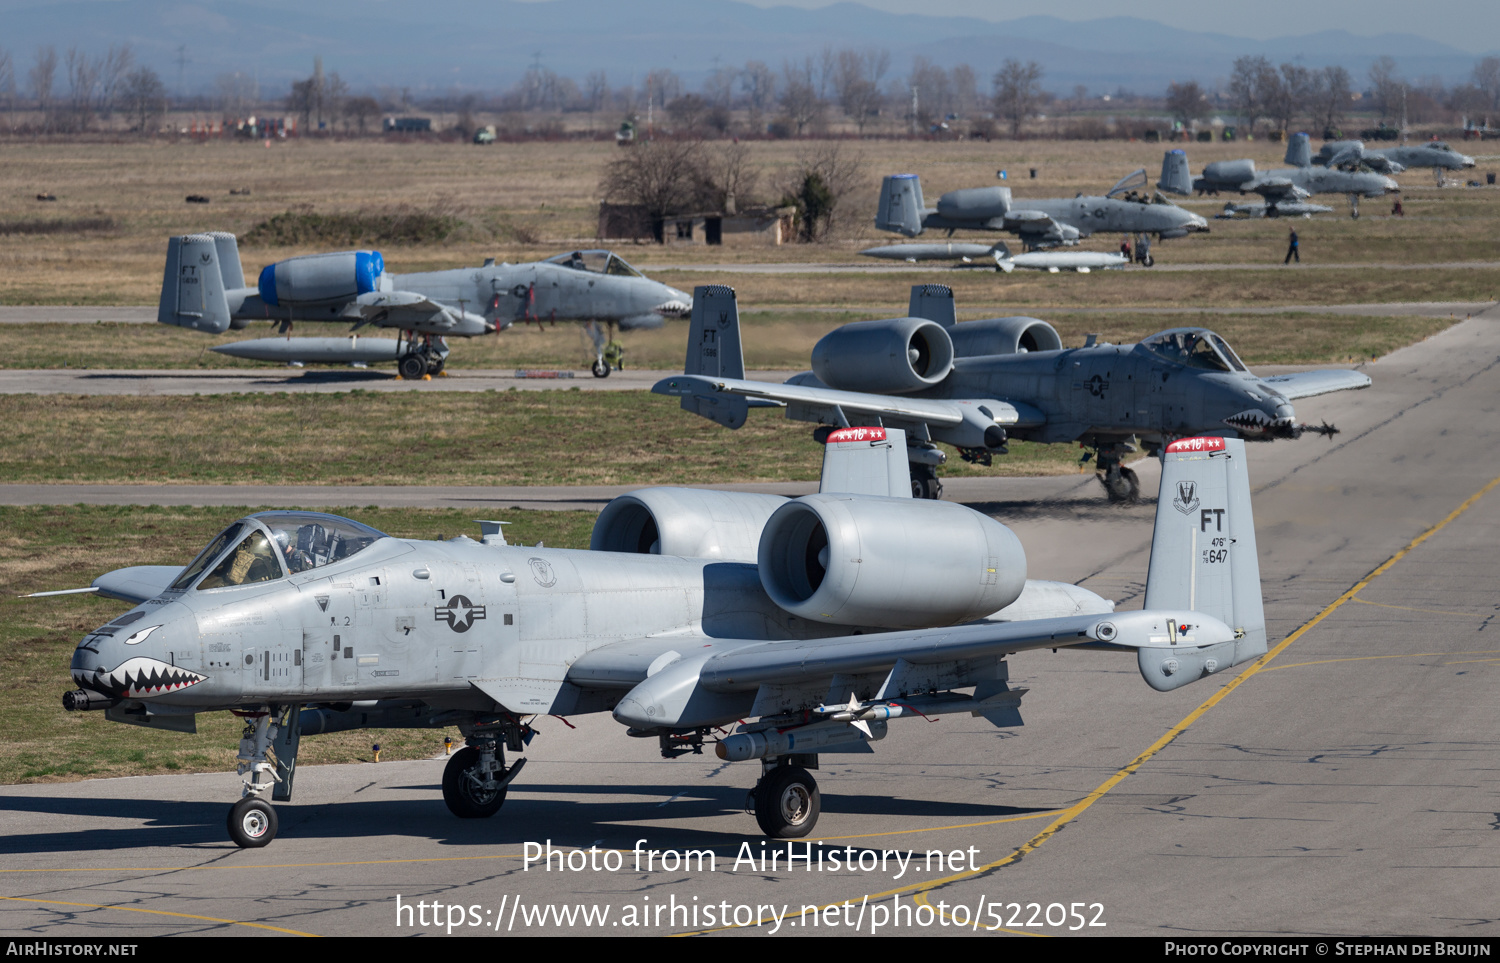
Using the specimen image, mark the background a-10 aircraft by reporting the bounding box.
[52,424,1265,846]
[657,284,1370,501]
[159,233,692,377]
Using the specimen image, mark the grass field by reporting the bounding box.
[0,505,596,785]
[1,138,1497,307]
[0,311,1457,371]
[0,390,1088,486]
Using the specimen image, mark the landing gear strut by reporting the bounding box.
[749,759,821,838]
[397,332,450,379]
[229,710,283,848]
[1090,442,1141,503]
[442,724,529,819]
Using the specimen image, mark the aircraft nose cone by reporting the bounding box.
[71,615,206,700]
[654,287,693,318]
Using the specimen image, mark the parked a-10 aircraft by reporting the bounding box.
[657,285,1370,501]
[1160,133,1400,218]
[1313,138,1476,185]
[160,234,691,377]
[875,168,1208,253]
[50,426,1265,846]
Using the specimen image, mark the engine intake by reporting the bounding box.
[947,317,1062,357]
[592,488,788,562]
[758,494,1026,629]
[936,186,1012,221]
[811,318,954,394]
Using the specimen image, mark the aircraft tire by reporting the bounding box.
[442,746,507,818]
[398,353,427,380]
[1121,466,1140,501]
[591,359,610,378]
[427,356,446,375]
[227,796,278,848]
[910,464,943,500]
[753,766,820,838]
[1100,466,1140,503]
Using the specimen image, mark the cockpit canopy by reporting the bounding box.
[544,249,644,278]
[1140,328,1248,373]
[169,512,387,591]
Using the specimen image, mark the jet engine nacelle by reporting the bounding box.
[947,317,1062,358]
[257,250,385,307]
[811,318,954,394]
[1202,158,1256,188]
[936,186,1012,221]
[757,494,1026,629]
[591,488,788,563]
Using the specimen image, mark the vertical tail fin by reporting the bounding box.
[204,231,246,289]
[1284,131,1312,167]
[875,174,926,237]
[678,284,748,428]
[1139,437,1266,691]
[819,427,910,498]
[158,234,232,333]
[1159,149,1193,195]
[907,284,956,327]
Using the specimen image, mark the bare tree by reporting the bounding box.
[702,141,760,213]
[1267,63,1312,132]
[992,58,1043,137]
[0,48,13,128]
[345,95,379,134]
[585,71,609,113]
[1227,55,1273,133]
[121,66,166,133]
[834,48,889,134]
[30,46,57,127]
[1472,56,1500,113]
[780,143,863,241]
[64,47,101,130]
[94,45,131,119]
[1368,55,1402,123]
[1311,65,1353,133]
[1165,80,1206,128]
[780,57,823,135]
[600,139,708,225]
[326,71,348,129]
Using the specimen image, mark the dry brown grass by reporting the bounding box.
[1,139,1497,306]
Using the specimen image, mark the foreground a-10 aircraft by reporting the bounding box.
[1159,134,1399,219]
[656,284,1370,501]
[875,168,1208,253]
[51,428,1264,846]
[159,234,691,378]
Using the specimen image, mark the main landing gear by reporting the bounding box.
[1086,441,1141,503]
[397,332,449,380]
[748,757,821,838]
[441,722,530,819]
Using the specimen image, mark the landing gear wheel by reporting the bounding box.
[753,766,820,838]
[1144,254,1154,267]
[1120,466,1140,501]
[1100,464,1140,503]
[227,796,278,848]
[427,356,446,375]
[398,353,427,380]
[442,746,507,818]
[909,464,943,500]
[591,359,610,378]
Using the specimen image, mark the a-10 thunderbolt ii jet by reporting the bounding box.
[860,239,1128,273]
[49,425,1266,846]
[874,167,1208,256]
[1313,138,1476,186]
[1160,133,1400,219]
[159,234,692,377]
[656,284,1370,501]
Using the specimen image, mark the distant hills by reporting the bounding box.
[1,0,1491,97]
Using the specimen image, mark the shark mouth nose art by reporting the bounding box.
[1223,408,1293,436]
[75,657,207,698]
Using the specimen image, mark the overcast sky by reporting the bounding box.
[697,0,1498,54]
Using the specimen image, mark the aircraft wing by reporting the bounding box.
[1248,178,1307,202]
[1258,369,1372,400]
[652,374,1046,429]
[343,291,489,334]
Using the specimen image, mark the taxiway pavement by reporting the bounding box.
[1,312,1498,937]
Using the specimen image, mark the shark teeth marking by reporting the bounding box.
[1223,408,1291,436]
[83,657,207,698]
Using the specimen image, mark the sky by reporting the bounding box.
[682,0,1500,54]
